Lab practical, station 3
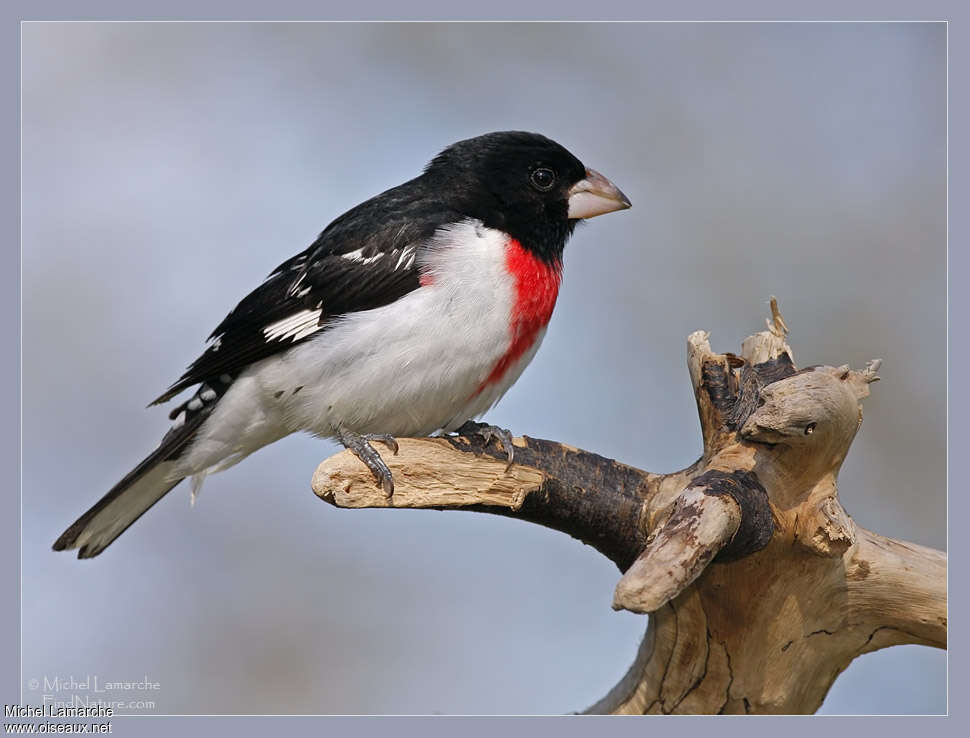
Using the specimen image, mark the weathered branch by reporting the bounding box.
[313,435,658,569]
[612,487,740,614]
[847,530,947,650]
[311,297,946,714]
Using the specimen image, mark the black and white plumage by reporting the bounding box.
[53,131,631,558]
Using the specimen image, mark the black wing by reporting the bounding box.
[151,180,459,405]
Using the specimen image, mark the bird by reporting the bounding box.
[53,130,631,559]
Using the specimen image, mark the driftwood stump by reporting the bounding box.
[311,298,946,714]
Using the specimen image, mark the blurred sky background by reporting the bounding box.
[22,22,945,715]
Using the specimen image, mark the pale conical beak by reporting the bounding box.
[567,168,632,219]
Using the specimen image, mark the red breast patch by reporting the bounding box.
[475,238,562,395]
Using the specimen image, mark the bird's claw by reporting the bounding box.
[455,421,515,471]
[338,429,399,497]
[364,433,399,456]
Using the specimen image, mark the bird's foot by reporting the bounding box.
[337,429,399,497]
[455,421,515,471]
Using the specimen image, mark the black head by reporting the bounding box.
[423,131,629,264]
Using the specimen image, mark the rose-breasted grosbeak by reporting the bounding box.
[54,131,631,558]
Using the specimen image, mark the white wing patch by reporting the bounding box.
[395,246,417,270]
[263,308,324,342]
[266,245,418,344]
[340,248,385,266]
[340,245,417,270]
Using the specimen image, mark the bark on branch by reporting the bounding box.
[311,297,946,714]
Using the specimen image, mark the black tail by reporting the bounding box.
[53,397,214,559]
[53,461,183,558]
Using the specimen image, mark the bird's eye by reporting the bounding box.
[530,167,556,192]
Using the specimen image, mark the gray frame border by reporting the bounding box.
[6,1,962,736]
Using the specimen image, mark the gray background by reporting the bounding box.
[22,22,945,714]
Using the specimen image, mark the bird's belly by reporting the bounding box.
[247,223,559,438]
[260,297,511,436]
